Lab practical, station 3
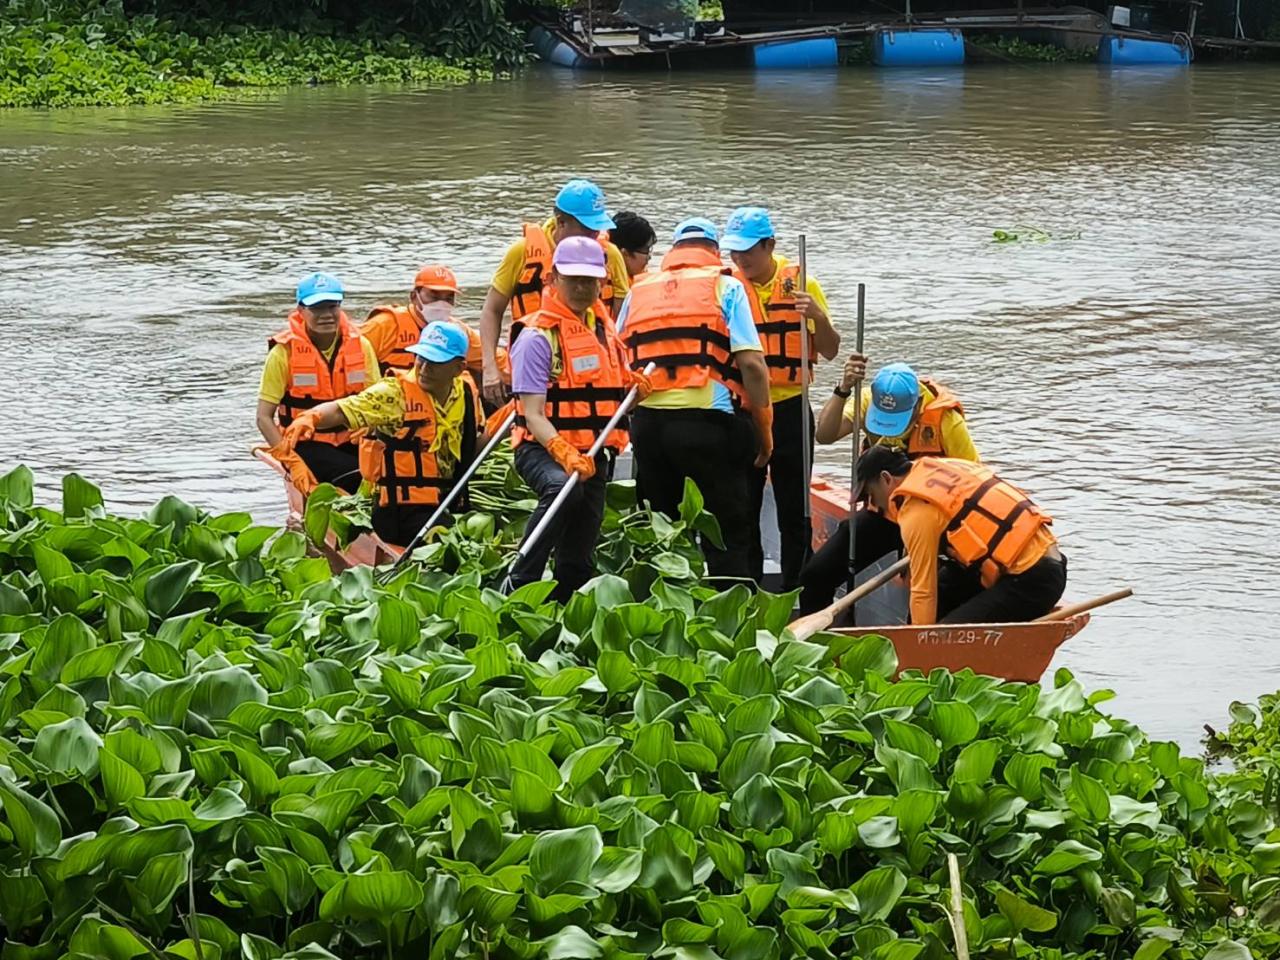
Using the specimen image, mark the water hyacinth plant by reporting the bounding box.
[0,465,1279,959]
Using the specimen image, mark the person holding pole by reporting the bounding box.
[798,359,980,615]
[722,206,841,589]
[277,320,481,547]
[505,237,648,602]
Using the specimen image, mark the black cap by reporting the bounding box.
[855,445,913,499]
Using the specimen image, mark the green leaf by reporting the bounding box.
[0,778,62,857]
[0,464,34,508]
[953,739,1001,783]
[1202,944,1252,960]
[1134,940,1173,960]
[1066,765,1111,822]
[101,748,147,807]
[530,825,602,895]
[851,865,907,921]
[319,871,424,923]
[591,846,643,893]
[144,560,202,616]
[132,850,189,913]
[931,700,979,748]
[32,716,102,777]
[1033,839,1103,875]
[62,473,104,518]
[560,737,622,790]
[995,884,1058,933]
[259,846,316,913]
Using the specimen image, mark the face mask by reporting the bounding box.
[418,300,453,323]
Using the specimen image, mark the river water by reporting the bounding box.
[2,65,1278,744]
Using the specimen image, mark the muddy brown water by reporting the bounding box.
[2,64,1278,744]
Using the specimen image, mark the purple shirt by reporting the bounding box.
[509,329,554,396]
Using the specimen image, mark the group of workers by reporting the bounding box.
[256,177,1068,625]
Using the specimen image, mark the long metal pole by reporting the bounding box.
[380,407,517,578]
[512,363,655,564]
[847,283,866,601]
[798,235,812,523]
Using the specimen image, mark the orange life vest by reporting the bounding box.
[892,457,1053,588]
[511,223,617,322]
[512,295,630,453]
[361,304,422,370]
[865,378,965,457]
[362,368,479,508]
[737,263,814,387]
[619,245,742,396]
[269,310,371,446]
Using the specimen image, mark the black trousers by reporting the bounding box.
[372,504,435,548]
[798,509,904,614]
[631,406,756,583]
[509,442,608,603]
[295,440,361,494]
[748,394,814,590]
[937,552,1068,623]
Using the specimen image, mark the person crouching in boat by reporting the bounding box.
[361,264,509,409]
[256,272,379,495]
[505,237,643,602]
[798,358,980,615]
[857,446,1066,624]
[277,321,481,548]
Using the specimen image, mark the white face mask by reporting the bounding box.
[418,300,453,324]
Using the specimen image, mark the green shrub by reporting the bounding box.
[2,464,1280,958]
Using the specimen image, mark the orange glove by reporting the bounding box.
[546,434,595,480]
[281,411,321,451]
[628,367,655,401]
[751,403,774,468]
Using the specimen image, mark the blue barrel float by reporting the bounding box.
[872,28,965,67]
[1097,35,1190,65]
[753,36,839,69]
[529,25,584,68]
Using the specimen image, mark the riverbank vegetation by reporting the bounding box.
[3,464,1280,958]
[0,0,529,108]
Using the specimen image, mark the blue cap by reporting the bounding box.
[296,272,345,307]
[407,320,470,364]
[554,179,615,232]
[721,206,775,253]
[866,363,921,438]
[672,217,718,245]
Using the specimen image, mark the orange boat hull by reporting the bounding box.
[251,448,400,571]
[831,613,1089,682]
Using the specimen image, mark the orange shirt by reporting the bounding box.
[898,498,1058,625]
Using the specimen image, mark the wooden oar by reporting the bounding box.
[1035,587,1133,622]
[798,235,812,523]
[788,555,909,641]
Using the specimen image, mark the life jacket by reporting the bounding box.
[361,304,422,370]
[512,294,630,454]
[891,457,1053,589]
[865,378,965,458]
[511,223,617,322]
[268,310,371,446]
[737,262,814,387]
[619,245,742,396]
[361,368,479,509]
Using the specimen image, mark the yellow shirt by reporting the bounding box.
[842,382,980,463]
[258,337,380,406]
[899,497,1057,625]
[747,254,833,405]
[336,375,469,471]
[490,218,631,304]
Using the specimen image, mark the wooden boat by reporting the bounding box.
[254,446,1088,681]
[830,613,1090,683]
[252,448,400,572]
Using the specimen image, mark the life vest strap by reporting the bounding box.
[624,325,732,351]
[948,475,1035,577]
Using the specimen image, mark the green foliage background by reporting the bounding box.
[0,0,531,108]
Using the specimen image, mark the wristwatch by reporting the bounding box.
[833,385,852,398]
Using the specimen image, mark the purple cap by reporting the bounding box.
[553,236,608,279]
